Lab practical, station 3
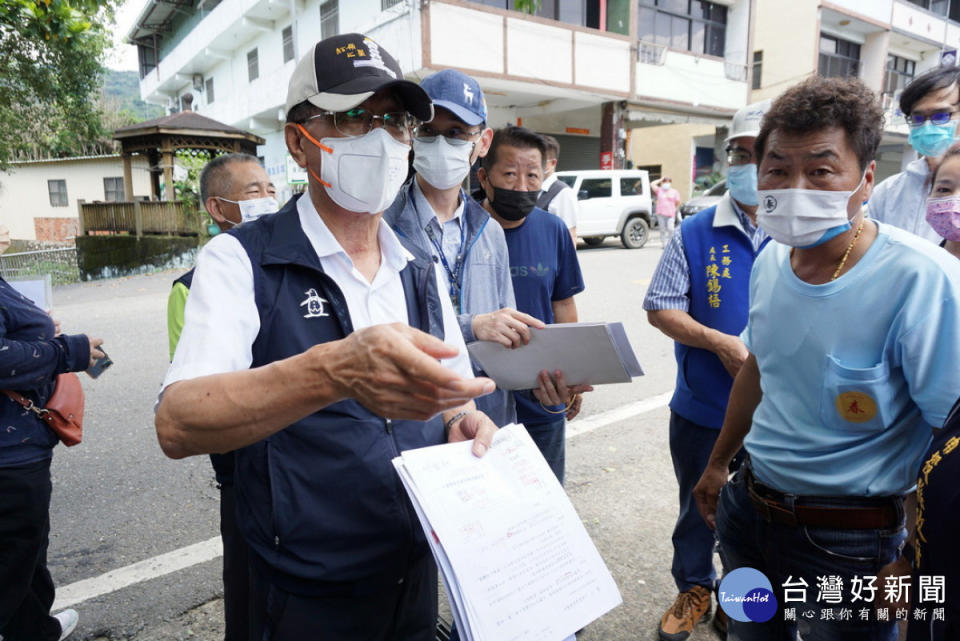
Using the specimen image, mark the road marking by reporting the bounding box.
[566,391,671,440]
[51,394,671,610]
[53,536,223,611]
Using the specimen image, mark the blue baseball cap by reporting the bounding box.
[420,69,487,126]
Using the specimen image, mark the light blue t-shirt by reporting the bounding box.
[743,222,960,497]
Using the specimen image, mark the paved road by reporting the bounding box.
[40,235,724,640]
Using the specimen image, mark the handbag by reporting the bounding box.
[2,372,84,446]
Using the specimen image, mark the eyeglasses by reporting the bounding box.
[305,108,419,140]
[906,110,958,128]
[414,123,483,146]
[726,147,753,165]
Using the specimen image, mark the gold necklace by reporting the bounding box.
[830,218,865,281]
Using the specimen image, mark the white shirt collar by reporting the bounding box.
[296,189,413,273]
[542,173,558,189]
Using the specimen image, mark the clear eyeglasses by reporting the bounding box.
[414,123,483,146]
[305,108,419,140]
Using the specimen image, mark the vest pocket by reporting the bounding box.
[818,356,893,432]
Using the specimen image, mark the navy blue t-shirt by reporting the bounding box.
[502,208,585,426]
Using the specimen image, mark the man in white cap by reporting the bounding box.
[642,99,771,641]
[155,33,498,640]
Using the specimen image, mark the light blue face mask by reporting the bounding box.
[726,164,758,206]
[908,121,958,158]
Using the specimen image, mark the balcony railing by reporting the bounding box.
[637,41,667,65]
[78,200,197,237]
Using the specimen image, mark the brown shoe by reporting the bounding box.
[658,585,712,641]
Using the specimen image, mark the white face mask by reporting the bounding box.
[300,127,410,214]
[218,196,280,225]
[756,173,865,248]
[412,136,474,190]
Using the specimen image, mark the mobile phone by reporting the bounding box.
[87,350,113,379]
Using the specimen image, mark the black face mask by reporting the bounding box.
[487,185,539,222]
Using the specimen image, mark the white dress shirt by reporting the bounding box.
[163,191,473,391]
[541,173,578,229]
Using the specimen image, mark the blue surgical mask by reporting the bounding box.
[726,164,758,206]
[908,121,958,158]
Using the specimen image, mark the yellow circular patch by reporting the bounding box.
[835,391,878,423]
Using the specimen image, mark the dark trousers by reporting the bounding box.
[220,482,249,641]
[0,458,61,641]
[248,553,438,641]
[526,418,566,484]
[668,411,721,593]
[716,462,903,641]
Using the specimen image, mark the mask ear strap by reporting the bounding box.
[296,124,334,188]
[296,124,334,154]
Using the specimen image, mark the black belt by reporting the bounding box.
[743,466,901,530]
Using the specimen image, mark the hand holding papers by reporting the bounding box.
[467,322,643,391]
[393,424,622,641]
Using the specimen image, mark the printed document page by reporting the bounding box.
[393,424,622,641]
[466,322,643,390]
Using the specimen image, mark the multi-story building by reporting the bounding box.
[129,0,751,200]
[752,0,960,181]
[130,1,960,201]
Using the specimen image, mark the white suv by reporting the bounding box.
[555,169,653,249]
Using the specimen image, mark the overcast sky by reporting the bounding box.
[105,0,150,71]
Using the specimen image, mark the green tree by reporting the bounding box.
[514,0,543,13]
[0,0,121,169]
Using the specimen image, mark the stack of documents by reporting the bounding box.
[466,322,643,390]
[393,424,622,641]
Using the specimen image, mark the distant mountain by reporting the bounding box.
[102,69,164,122]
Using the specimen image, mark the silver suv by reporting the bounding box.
[555,169,653,249]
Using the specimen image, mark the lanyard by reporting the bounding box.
[425,221,467,314]
[410,184,468,313]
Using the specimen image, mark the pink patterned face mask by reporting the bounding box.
[926,196,960,241]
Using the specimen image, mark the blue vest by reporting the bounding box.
[228,195,445,594]
[673,203,766,428]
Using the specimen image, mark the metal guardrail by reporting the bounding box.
[78,200,196,237]
[0,248,80,285]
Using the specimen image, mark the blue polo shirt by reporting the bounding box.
[502,208,585,426]
[743,222,960,496]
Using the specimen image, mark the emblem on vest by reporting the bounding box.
[300,289,329,318]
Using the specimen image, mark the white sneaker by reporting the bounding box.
[54,609,78,641]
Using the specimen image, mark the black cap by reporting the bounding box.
[285,33,433,122]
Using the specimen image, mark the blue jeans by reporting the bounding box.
[525,418,566,484]
[716,464,905,641]
[669,411,721,593]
